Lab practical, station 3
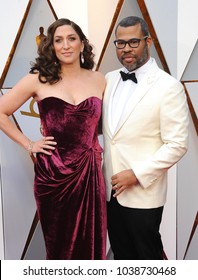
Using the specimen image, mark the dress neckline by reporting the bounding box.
[37,96,102,106]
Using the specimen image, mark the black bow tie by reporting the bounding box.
[120,71,138,83]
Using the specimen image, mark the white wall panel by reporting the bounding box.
[0,0,29,77]
[50,0,88,35]
[87,0,119,64]
[0,127,35,259]
[182,41,198,81]
[178,0,198,80]
[145,0,178,77]
[177,116,198,259]
[187,83,198,116]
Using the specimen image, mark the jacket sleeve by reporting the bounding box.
[132,81,189,189]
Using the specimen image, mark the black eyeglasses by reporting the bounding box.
[114,36,148,49]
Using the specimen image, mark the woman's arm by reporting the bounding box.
[0,73,56,155]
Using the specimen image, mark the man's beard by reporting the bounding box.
[120,45,149,72]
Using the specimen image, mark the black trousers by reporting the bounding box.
[107,195,164,260]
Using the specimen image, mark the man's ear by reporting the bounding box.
[146,36,153,48]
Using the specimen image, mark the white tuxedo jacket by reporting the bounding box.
[102,59,189,208]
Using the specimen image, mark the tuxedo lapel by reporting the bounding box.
[114,61,159,135]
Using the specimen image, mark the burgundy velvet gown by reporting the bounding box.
[34,96,107,260]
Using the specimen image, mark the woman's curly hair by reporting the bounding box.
[30,18,95,84]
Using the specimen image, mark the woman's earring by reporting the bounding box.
[81,52,84,64]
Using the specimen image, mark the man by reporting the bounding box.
[102,16,189,260]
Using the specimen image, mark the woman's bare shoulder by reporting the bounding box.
[90,70,106,85]
[92,70,105,78]
[22,72,39,83]
[9,72,40,100]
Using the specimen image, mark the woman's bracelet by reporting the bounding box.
[27,140,34,155]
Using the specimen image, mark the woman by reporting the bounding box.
[0,18,107,260]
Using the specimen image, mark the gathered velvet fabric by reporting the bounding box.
[34,96,107,260]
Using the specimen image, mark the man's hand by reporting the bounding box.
[111,169,139,197]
